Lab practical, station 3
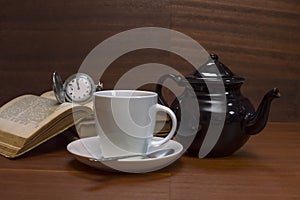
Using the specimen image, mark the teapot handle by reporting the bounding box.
[156,74,184,107]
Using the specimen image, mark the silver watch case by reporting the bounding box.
[52,71,103,104]
[52,71,65,104]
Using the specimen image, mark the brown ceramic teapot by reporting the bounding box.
[156,54,280,157]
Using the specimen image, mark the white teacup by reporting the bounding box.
[93,90,177,157]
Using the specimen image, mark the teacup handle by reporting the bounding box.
[151,104,177,147]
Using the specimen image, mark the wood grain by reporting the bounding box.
[0,0,299,121]
[0,122,299,200]
[169,0,300,121]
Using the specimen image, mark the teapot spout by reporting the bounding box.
[245,88,280,135]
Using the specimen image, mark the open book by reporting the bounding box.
[0,91,92,158]
[0,91,171,158]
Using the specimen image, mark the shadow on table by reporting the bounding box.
[65,156,184,190]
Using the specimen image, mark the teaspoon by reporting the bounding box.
[90,148,175,162]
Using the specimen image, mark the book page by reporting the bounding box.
[40,90,56,100]
[0,95,57,127]
[41,91,93,109]
[0,95,72,139]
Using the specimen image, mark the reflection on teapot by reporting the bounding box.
[156,54,280,157]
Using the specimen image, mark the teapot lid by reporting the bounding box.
[186,54,245,85]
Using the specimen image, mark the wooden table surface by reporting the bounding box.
[0,122,299,200]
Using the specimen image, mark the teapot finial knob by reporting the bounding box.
[210,53,219,61]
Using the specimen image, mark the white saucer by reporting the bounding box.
[67,136,183,173]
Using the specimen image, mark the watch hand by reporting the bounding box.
[76,79,80,90]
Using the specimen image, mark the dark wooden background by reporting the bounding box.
[0,0,299,121]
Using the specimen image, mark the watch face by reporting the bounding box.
[64,73,95,104]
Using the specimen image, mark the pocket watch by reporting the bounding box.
[52,71,103,104]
